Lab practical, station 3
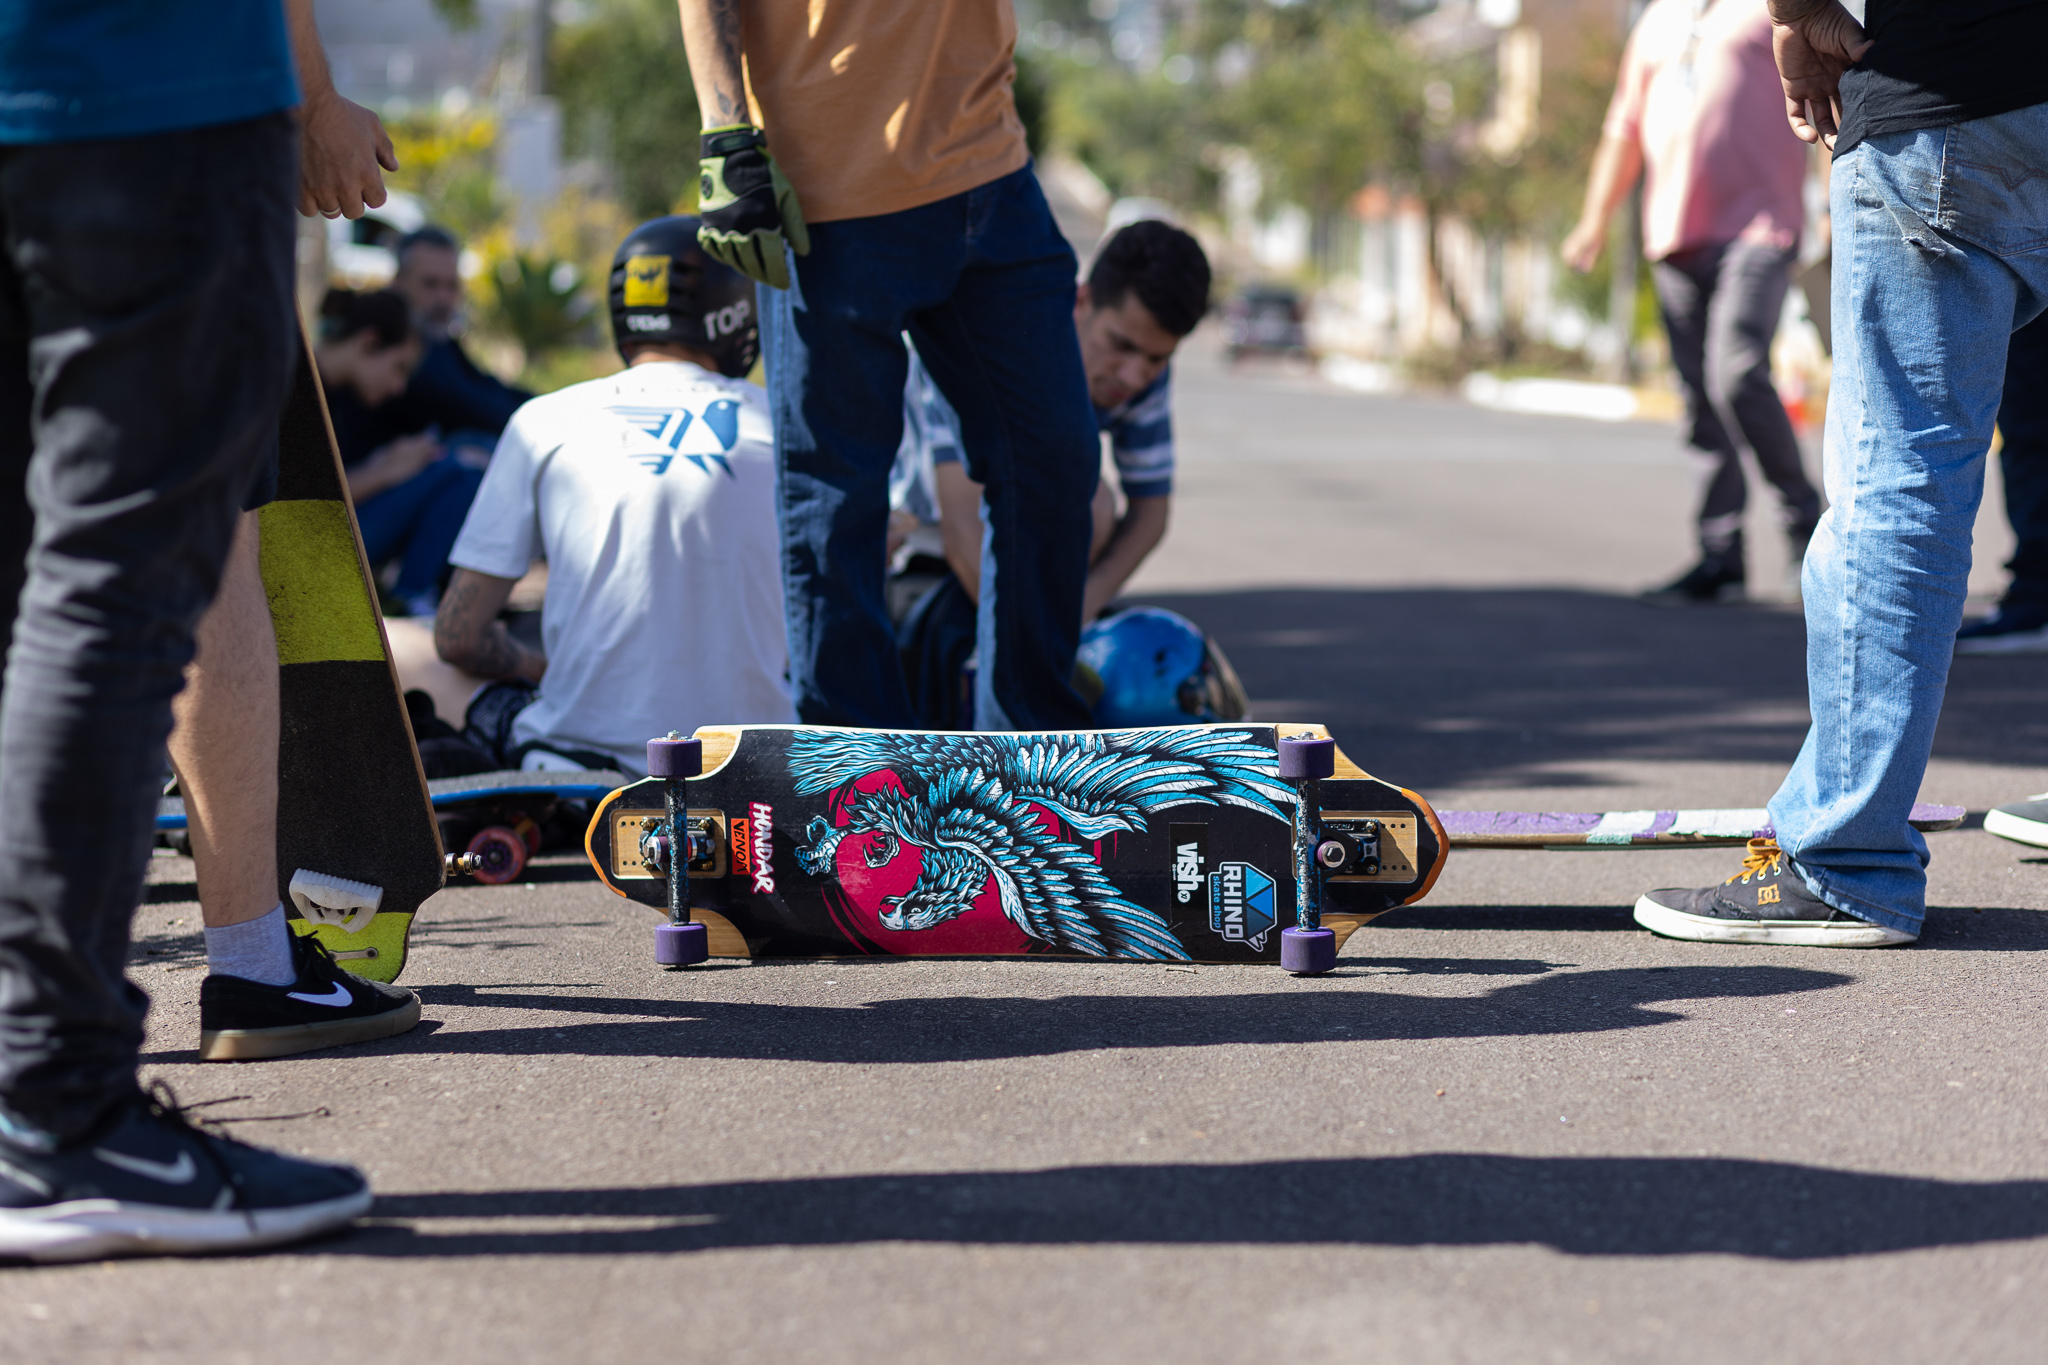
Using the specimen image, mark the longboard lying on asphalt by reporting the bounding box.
[157,340,444,983]
[1439,804,1966,849]
[428,769,626,884]
[586,723,1448,963]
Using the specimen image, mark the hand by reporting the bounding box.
[1771,2,1872,150]
[696,126,809,290]
[1561,220,1605,274]
[379,433,443,483]
[298,89,399,219]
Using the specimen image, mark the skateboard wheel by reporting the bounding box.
[655,920,710,967]
[1277,736,1336,781]
[646,736,702,779]
[467,826,528,885]
[513,815,542,855]
[1280,927,1337,975]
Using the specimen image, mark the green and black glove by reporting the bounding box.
[696,125,809,291]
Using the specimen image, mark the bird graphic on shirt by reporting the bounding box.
[787,728,1292,960]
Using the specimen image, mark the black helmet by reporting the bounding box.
[608,215,760,377]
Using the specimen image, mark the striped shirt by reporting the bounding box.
[891,349,1176,521]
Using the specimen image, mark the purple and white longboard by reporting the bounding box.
[1439,803,1967,849]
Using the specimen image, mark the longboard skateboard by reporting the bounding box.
[428,769,625,884]
[251,340,444,981]
[586,723,1447,964]
[1440,803,1965,849]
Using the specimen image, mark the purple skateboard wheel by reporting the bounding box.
[647,736,702,779]
[1278,736,1336,781]
[655,920,709,967]
[1280,926,1337,975]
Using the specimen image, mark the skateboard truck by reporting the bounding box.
[647,731,708,967]
[1277,736,1338,975]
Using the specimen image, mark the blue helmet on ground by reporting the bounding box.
[1075,606,1250,728]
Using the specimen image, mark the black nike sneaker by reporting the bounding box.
[199,932,420,1061]
[1633,838,1916,946]
[0,1085,371,1262]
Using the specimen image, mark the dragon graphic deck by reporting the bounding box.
[586,723,1448,964]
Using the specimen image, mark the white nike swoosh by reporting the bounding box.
[286,981,354,1007]
[94,1148,198,1185]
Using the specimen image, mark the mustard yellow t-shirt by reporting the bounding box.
[741,0,1030,224]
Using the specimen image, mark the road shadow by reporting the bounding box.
[1133,587,2048,791]
[331,1154,2048,1261]
[394,965,1847,1062]
[1370,902,2048,950]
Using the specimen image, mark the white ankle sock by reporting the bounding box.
[203,904,296,986]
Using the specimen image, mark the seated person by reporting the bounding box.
[374,226,533,455]
[314,288,484,617]
[432,216,795,774]
[890,220,1211,727]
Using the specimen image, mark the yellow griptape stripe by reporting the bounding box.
[257,499,385,665]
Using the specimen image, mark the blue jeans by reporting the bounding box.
[1769,103,2048,935]
[763,164,1098,730]
[0,115,297,1136]
[353,456,483,603]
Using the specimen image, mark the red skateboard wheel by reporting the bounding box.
[467,825,528,885]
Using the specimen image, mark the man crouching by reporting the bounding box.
[433,216,796,772]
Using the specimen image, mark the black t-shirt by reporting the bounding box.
[1837,1,2048,153]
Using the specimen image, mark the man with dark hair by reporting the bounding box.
[381,226,532,448]
[891,220,1212,725]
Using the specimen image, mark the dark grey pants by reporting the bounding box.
[1651,240,1822,557]
[0,114,297,1139]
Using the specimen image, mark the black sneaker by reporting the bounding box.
[1955,601,2048,655]
[1642,554,1746,604]
[1633,838,1916,946]
[199,932,420,1061]
[1984,793,2048,849]
[0,1085,371,1262]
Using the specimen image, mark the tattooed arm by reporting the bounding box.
[434,568,547,683]
[676,0,751,127]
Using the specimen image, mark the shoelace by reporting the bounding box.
[139,1079,251,1217]
[1725,837,1785,885]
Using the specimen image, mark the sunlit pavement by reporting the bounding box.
[14,346,2046,1365]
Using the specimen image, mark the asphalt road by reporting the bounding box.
[9,336,2047,1364]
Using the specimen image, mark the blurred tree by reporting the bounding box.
[552,0,701,222]
[384,110,503,242]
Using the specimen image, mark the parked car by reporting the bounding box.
[1224,284,1309,362]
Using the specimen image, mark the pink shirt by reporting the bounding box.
[1603,0,1807,261]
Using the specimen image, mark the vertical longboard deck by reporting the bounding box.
[262,339,443,981]
[586,723,1447,965]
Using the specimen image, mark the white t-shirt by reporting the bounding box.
[449,361,795,772]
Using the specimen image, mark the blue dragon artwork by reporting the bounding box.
[788,728,1293,961]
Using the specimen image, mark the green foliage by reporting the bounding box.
[1049,58,1220,206]
[383,112,503,242]
[551,0,702,221]
[429,0,480,31]
[486,253,593,362]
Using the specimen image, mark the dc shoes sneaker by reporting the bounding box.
[199,932,420,1061]
[1634,839,1916,947]
[0,1086,371,1263]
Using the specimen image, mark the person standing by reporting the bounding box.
[1633,0,2048,947]
[676,0,1101,731]
[1564,0,1823,602]
[1954,315,2048,653]
[0,0,375,1259]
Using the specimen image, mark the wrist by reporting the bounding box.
[1767,0,1832,24]
[701,125,765,157]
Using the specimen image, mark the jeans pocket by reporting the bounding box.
[1943,108,2048,258]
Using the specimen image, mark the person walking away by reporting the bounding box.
[1633,0,2048,947]
[0,0,376,1261]
[1955,315,2048,653]
[676,0,1102,731]
[1564,0,1823,603]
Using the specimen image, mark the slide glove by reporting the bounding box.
[697,125,809,291]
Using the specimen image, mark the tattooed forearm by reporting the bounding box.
[678,0,751,127]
